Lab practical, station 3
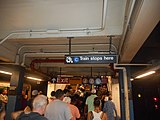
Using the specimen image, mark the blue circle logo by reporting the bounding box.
[73,57,80,63]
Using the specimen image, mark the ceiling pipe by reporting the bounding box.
[21,51,114,66]
[16,43,117,64]
[17,43,117,55]
[118,0,136,55]
[101,0,108,29]
[30,59,65,71]
[21,52,65,66]
[0,0,108,45]
[0,31,46,45]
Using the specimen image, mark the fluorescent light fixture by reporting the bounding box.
[130,78,134,81]
[0,70,12,75]
[135,71,156,79]
[27,77,42,81]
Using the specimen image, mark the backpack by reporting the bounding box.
[16,112,39,120]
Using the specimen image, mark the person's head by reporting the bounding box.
[91,89,96,94]
[63,89,70,96]
[2,88,7,95]
[94,97,101,108]
[32,95,48,115]
[55,89,64,100]
[108,95,112,100]
[22,90,25,96]
[51,91,55,97]
[32,90,38,97]
[63,97,71,104]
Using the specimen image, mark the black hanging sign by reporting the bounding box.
[65,54,117,64]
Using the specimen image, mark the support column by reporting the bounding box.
[126,67,134,120]
[123,68,130,120]
[119,69,125,120]
[6,65,25,120]
[118,67,130,120]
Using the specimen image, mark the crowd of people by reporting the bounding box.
[0,86,118,120]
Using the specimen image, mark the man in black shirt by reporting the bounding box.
[16,95,48,120]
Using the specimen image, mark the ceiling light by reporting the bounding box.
[130,78,134,81]
[0,70,12,75]
[135,71,156,79]
[27,77,42,81]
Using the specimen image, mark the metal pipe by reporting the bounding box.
[17,42,117,55]
[109,36,112,54]
[0,0,108,45]
[30,59,65,71]
[101,0,108,29]
[119,0,136,55]
[114,65,130,120]
[21,51,113,66]
[115,63,152,66]
[16,41,117,64]
[68,37,73,55]
[0,31,46,45]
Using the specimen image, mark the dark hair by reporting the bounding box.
[94,97,101,107]
[55,89,64,99]
[51,91,55,96]
[63,89,69,94]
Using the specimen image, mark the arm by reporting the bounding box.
[102,112,108,120]
[0,110,5,120]
[113,102,118,118]
[87,111,91,120]
[0,95,7,104]
[11,110,23,120]
[103,102,107,112]
[75,106,80,119]
[84,104,88,115]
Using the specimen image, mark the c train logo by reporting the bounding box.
[73,57,80,63]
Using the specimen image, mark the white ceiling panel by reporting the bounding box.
[1,0,158,77]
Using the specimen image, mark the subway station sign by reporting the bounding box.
[65,54,117,64]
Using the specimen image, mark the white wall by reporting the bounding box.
[47,83,68,97]
[112,79,121,118]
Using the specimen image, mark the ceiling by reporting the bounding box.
[0,0,160,79]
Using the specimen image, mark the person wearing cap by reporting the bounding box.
[45,89,72,120]
[84,89,97,118]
